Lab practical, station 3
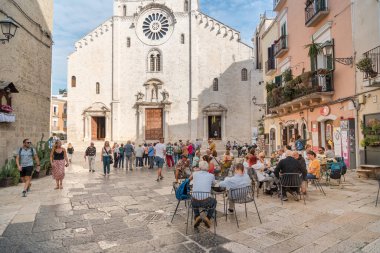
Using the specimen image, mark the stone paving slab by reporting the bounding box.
[0,156,379,253]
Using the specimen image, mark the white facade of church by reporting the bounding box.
[67,0,264,144]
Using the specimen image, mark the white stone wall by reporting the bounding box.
[0,0,53,165]
[67,0,263,145]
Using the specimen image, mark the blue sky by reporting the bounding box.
[52,0,272,94]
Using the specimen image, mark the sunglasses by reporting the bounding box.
[318,150,323,152]
[26,142,32,144]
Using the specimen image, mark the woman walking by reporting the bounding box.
[101,141,112,176]
[112,143,120,169]
[50,140,69,189]
[67,143,74,163]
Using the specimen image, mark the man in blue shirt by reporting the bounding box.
[192,161,216,228]
[220,163,251,213]
[15,139,40,197]
[124,141,134,170]
[148,143,155,169]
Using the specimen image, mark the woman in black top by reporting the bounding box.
[50,140,69,189]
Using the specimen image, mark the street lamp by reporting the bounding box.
[322,39,353,66]
[252,96,267,112]
[0,18,19,44]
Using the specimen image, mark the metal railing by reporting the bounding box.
[305,0,328,25]
[265,58,276,74]
[274,35,288,57]
[267,71,334,108]
[363,45,380,80]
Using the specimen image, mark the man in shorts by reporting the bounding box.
[15,139,40,197]
[154,138,166,182]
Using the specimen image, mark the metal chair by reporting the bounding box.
[279,173,306,205]
[171,180,190,223]
[309,169,326,196]
[228,185,262,228]
[247,167,261,198]
[326,162,343,186]
[186,191,217,234]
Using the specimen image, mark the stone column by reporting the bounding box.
[222,111,226,141]
[203,114,208,140]
[141,108,145,141]
[84,115,89,141]
[164,108,169,140]
[106,113,111,140]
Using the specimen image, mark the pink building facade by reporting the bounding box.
[262,0,358,168]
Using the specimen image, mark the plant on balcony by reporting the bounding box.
[266,82,276,93]
[300,71,314,89]
[283,83,295,101]
[282,68,293,83]
[356,57,377,78]
[271,87,283,107]
[305,38,322,58]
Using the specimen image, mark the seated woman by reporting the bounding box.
[221,150,233,176]
[306,151,320,180]
[174,154,190,183]
[252,152,275,194]
[192,150,201,171]
[202,155,215,174]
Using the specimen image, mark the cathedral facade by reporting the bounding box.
[67,0,263,144]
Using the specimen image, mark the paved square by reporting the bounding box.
[0,157,379,253]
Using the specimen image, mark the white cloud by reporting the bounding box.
[52,0,270,94]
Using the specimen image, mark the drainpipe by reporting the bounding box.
[351,0,360,168]
[188,0,193,137]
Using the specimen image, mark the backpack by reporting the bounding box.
[175,179,190,200]
[329,163,342,180]
[295,140,305,151]
[19,147,34,157]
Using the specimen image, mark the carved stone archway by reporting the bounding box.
[202,103,228,141]
[82,102,111,141]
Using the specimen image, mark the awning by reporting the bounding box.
[0,81,19,93]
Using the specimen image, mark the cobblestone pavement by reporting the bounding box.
[0,155,379,253]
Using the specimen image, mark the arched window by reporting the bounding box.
[184,0,189,12]
[123,5,127,16]
[71,76,76,87]
[181,34,185,44]
[147,49,162,72]
[156,54,161,71]
[241,68,248,81]
[96,82,100,94]
[127,37,131,47]
[213,78,218,91]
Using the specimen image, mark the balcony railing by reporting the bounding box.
[273,0,286,11]
[267,70,334,109]
[363,45,380,80]
[274,35,288,58]
[305,0,329,27]
[265,58,276,75]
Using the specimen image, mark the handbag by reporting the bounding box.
[104,148,113,164]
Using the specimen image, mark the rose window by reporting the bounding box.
[142,13,169,40]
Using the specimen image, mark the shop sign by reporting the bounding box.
[333,127,342,158]
[320,106,330,116]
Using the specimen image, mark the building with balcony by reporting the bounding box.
[0,0,53,166]
[51,93,67,140]
[260,0,357,169]
[352,0,380,166]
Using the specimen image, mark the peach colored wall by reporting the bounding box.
[275,0,355,100]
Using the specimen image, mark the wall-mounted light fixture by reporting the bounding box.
[0,18,19,44]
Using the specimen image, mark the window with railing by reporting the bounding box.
[305,0,328,25]
[363,45,380,80]
[274,35,288,57]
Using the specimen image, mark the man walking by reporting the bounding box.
[154,138,166,182]
[135,144,144,168]
[84,142,97,172]
[15,139,40,197]
[124,141,134,170]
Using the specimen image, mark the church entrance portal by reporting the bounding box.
[208,116,222,140]
[145,108,163,140]
[91,116,106,140]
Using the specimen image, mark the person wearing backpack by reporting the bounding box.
[16,139,40,197]
[295,135,305,151]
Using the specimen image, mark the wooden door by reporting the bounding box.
[91,117,97,140]
[208,116,222,140]
[145,108,163,140]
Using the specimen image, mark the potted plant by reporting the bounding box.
[34,136,53,178]
[0,158,20,187]
[282,68,293,83]
[356,57,377,78]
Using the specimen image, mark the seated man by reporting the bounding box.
[219,163,251,213]
[252,152,275,194]
[192,161,217,228]
[175,154,190,183]
[274,150,307,201]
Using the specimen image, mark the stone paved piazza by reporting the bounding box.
[0,156,379,253]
